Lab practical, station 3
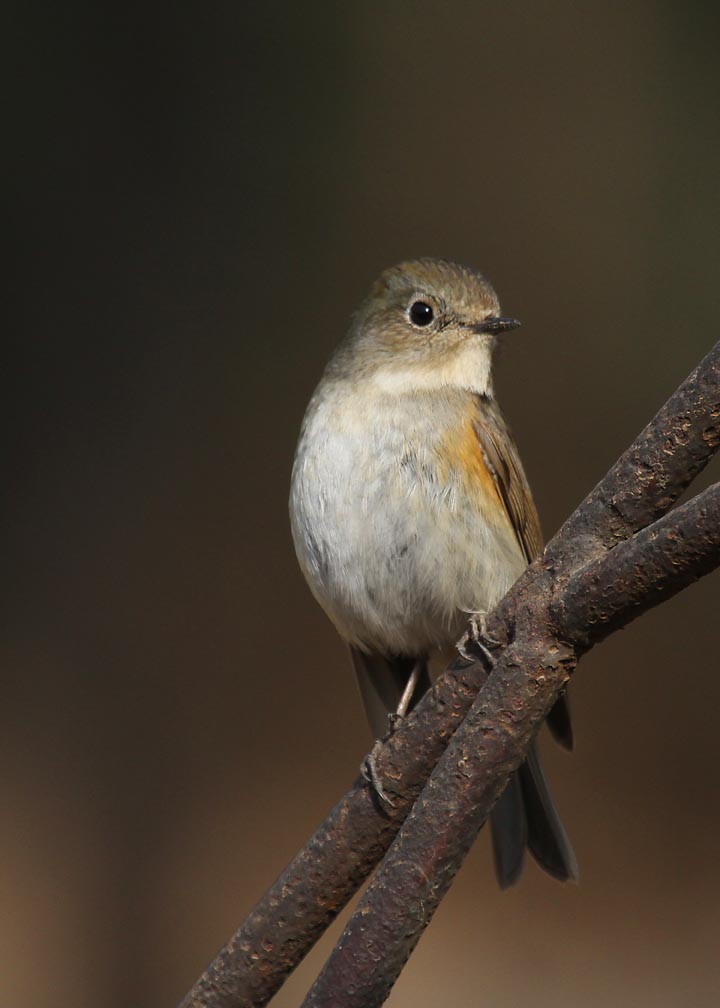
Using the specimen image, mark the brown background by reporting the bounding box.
[4,3,720,1006]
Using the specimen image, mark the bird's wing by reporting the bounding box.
[472,396,573,751]
[471,395,543,564]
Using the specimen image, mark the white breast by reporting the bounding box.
[290,379,525,656]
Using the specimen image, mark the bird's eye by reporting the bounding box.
[409,300,434,327]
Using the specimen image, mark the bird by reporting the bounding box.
[290,258,577,887]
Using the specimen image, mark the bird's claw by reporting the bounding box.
[457,613,499,666]
[361,740,396,809]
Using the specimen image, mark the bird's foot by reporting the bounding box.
[361,740,396,809]
[457,612,499,665]
[387,711,404,732]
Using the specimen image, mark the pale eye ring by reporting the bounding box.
[409,300,434,327]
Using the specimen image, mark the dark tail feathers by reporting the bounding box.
[491,739,578,888]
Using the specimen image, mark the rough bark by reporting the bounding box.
[302,480,720,1007]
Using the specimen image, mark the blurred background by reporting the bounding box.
[4,2,720,1006]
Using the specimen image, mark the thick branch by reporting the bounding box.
[558,481,720,646]
[302,485,720,1008]
[180,660,491,1008]
[181,340,720,1008]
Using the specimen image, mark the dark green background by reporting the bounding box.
[4,3,720,1005]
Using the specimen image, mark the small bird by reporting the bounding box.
[290,258,577,886]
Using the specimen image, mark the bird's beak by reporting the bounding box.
[470,316,522,335]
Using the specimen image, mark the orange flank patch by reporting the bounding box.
[439,414,504,516]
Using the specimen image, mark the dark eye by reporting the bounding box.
[409,300,434,327]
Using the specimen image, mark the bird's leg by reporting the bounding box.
[393,662,421,722]
[361,661,422,810]
[457,610,500,665]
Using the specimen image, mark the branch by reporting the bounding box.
[181,341,720,1008]
[302,482,720,1006]
[557,481,720,644]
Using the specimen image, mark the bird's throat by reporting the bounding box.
[370,342,494,398]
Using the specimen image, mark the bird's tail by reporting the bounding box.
[491,737,578,887]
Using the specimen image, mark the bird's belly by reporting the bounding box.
[291,403,526,656]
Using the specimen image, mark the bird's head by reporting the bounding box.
[335,258,520,396]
